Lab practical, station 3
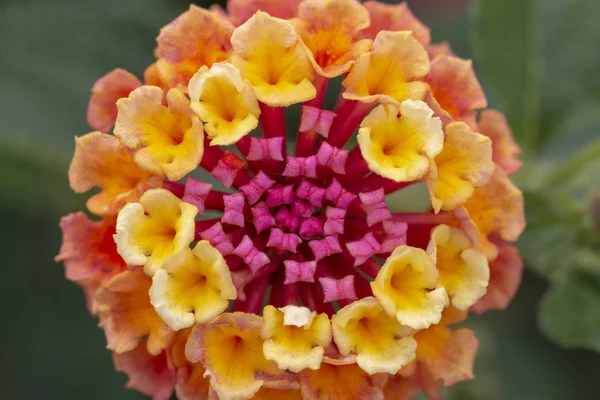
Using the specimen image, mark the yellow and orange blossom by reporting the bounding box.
[56,1,525,399]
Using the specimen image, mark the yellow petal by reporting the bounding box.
[371,246,448,330]
[332,297,416,375]
[185,313,282,400]
[114,86,204,181]
[188,62,260,146]
[358,100,443,182]
[230,11,316,106]
[150,241,237,330]
[342,30,430,105]
[292,0,372,78]
[262,305,332,372]
[114,188,197,276]
[427,224,489,310]
[427,121,495,213]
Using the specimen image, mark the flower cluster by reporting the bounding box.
[56,1,525,399]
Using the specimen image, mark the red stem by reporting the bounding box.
[327,98,373,148]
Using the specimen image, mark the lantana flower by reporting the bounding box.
[57,1,525,399]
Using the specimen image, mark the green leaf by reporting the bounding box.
[472,0,600,353]
[0,0,184,211]
[470,0,541,153]
[539,270,600,353]
[518,191,581,279]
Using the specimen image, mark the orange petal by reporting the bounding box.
[426,55,487,130]
[155,5,233,89]
[465,169,525,245]
[227,0,302,25]
[293,0,373,78]
[113,340,175,400]
[343,31,430,105]
[472,244,524,313]
[426,41,454,60]
[427,121,494,212]
[68,131,162,216]
[95,269,174,355]
[87,69,141,132]
[253,387,304,400]
[414,308,478,387]
[363,1,431,46]
[185,312,283,400]
[478,109,523,176]
[166,329,211,400]
[300,363,388,400]
[56,212,126,312]
[230,11,316,106]
[383,373,420,400]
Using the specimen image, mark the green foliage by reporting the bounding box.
[472,0,600,353]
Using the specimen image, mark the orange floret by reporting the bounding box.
[300,363,388,400]
[230,11,316,106]
[185,312,283,400]
[292,0,373,78]
[343,30,430,105]
[56,212,126,312]
[155,5,233,89]
[478,109,523,176]
[87,68,141,132]
[227,0,302,25]
[113,339,175,400]
[68,131,162,216]
[426,55,487,130]
[96,268,174,355]
[362,1,431,46]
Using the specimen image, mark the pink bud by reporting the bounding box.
[211,151,246,188]
[284,260,317,284]
[182,177,212,214]
[266,229,302,253]
[319,276,357,302]
[234,235,270,274]
[222,193,246,227]
[274,207,300,232]
[316,142,348,174]
[324,207,346,235]
[251,203,275,234]
[299,217,324,238]
[299,106,336,138]
[291,200,315,218]
[283,156,317,178]
[309,236,342,261]
[200,222,234,255]
[296,180,326,207]
[380,221,408,253]
[265,185,294,208]
[239,171,275,204]
[325,179,357,209]
[359,188,392,227]
[346,233,382,266]
[246,137,284,161]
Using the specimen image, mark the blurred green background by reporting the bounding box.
[2,0,600,398]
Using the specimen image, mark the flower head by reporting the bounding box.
[57,1,525,399]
